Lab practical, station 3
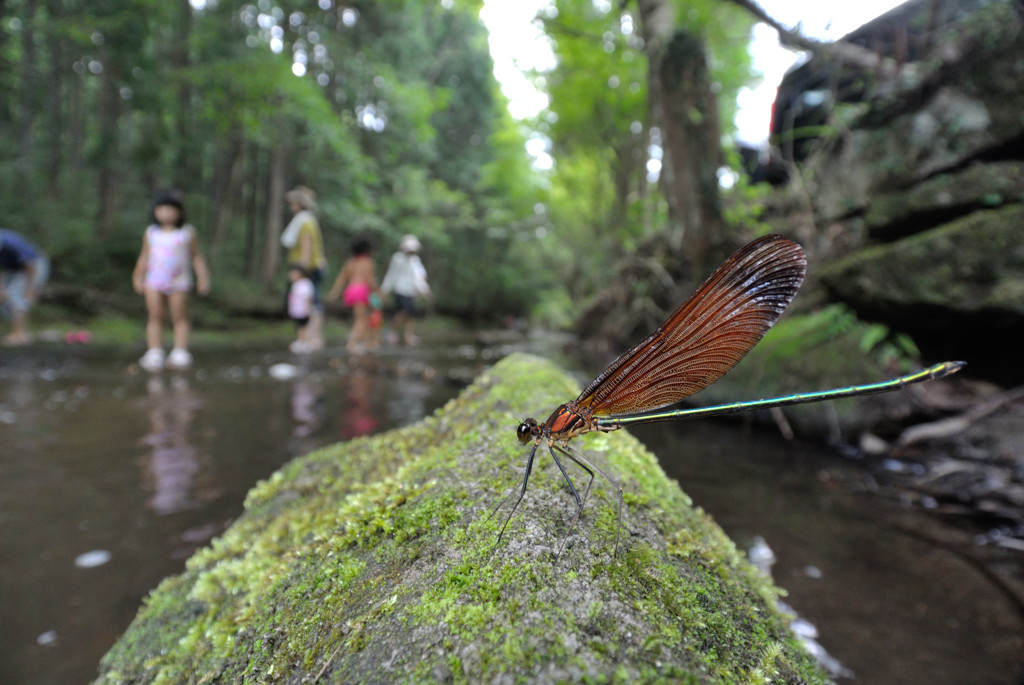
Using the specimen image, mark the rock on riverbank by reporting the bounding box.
[95,353,828,684]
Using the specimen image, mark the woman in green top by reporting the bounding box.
[282,186,327,350]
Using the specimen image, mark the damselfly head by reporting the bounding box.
[516,418,538,444]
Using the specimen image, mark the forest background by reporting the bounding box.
[0,0,763,331]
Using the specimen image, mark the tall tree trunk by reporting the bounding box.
[210,135,245,248]
[609,144,634,234]
[244,143,262,280]
[0,2,9,117]
[45,0,66,199]
[171,3,194,185]
[68,67,85,171]
[656,30,725,270]
[636,0,725,273]
[17,0,39,179]
[260,143,287,287]
[96,69,122,238]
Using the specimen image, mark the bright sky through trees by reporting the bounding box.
[480,0,907,144]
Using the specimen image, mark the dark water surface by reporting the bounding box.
[0,342,473,684]
[1,341,1021,684]
[632,422,1024,685]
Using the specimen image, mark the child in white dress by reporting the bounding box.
[131,191,210,371]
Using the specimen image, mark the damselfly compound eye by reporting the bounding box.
[516,419,536,444]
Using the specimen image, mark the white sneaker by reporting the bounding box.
[165,348,193,369]
[140,348,165,372]
[289,339,311,354]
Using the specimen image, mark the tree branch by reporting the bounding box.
[725,0,821,52]
[722,0,894,74]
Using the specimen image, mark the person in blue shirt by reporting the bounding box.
[0,230,49,345]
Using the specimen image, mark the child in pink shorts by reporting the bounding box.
[327,237,378,354]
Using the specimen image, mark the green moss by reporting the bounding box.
[95,353,828,684]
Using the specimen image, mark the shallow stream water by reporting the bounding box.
[1,340,1021,684]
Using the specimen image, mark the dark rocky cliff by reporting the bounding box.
[771,0,1024,380]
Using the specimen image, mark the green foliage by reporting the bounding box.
[535,0,757,302]
[720,166,774,235]
[2,0,764,326]
[757,303,924,373]
[0,0,543,321]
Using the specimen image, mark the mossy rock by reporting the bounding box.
[95,353,828,684]
[819,205,1024,319]
[864,161,1024,239]
[796,1,1024,222]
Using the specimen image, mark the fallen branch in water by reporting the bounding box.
[896,386,1024,448]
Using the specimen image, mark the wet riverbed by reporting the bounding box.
[1,340,1022,684]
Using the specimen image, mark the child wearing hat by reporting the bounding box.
[380,234,430,346]
[281,185,327,350]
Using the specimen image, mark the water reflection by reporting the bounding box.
[139,375,202,515]
[1,345,465,684]
[746,535,854,680]
[387,360,435,428]
[287,376,325,462]
[0,368,43,430]
[290,377,321,436]
[339,371,378,439]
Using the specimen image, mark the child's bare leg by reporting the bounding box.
[9,310,29,340]
[168,291,190,351]
[356,305,371,345]
[306,311,323,351]
[348,303,368,352]
[145,289,165,350]
[389,311,407,345]
[403,317,417,345]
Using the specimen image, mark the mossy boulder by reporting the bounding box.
[748,0,1023,383]
[822,205,1024,311]
[819,205,1024,319]
[864,161,1024,239]
[816,206,1024,378]
[95,353,828,684]
[797,1,1024,223]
